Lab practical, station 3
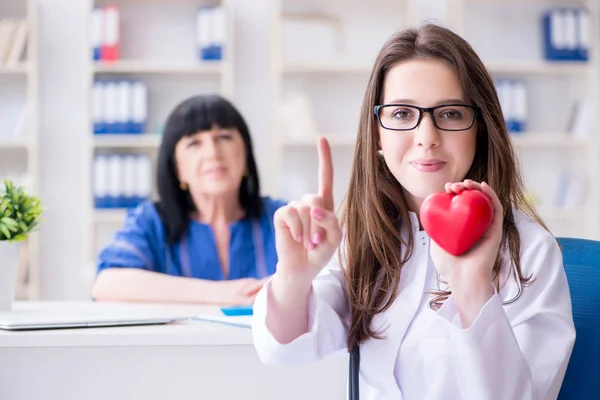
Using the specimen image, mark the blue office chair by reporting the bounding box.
[557,237,600,400]
[347,237,600,400]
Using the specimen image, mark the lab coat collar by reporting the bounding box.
[407,211,420,233]
[398,211,423,245]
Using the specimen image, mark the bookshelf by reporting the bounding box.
[0,0,39,300]
[268,0,599,240]
[83,0,235,288]
[455,0,599,240]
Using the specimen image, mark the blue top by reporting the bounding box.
[96,197,287,280]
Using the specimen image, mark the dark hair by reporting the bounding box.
[341,23,548,351]
[155,94,262,243]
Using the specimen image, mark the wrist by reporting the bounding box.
[275,263,317,288]
[192,279,222,304]
[270,269,314,307]
[452,280,495,306]
[449,275,495,328]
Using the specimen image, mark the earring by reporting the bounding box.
[377,149,383,156]
[179,181,188,191]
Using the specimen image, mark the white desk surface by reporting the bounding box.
[0,301,256,347]
[0,301,349,400]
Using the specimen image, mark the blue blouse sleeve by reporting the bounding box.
[260,197,288,276]
[263,197,287,217]
[96,201,166,275]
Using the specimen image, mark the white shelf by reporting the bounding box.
[282,61,372,74]
[93,134,161,148]
[486,61,592,75]
[93,209,128,224]
[94,209,127,222]
[0,63,30,75]
[510,134,591,147]
[283,134,356,147]
[93,60,227,74]
[0,137,31,149]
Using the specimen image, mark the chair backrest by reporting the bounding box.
[556,237,600,399]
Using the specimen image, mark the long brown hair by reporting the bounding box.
[340,23,548,351]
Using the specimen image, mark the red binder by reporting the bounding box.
[101,4,120,61]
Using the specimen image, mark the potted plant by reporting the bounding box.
[0,179,42,310]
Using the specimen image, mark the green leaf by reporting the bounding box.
[0,224,11,240]
[0,217,18,231]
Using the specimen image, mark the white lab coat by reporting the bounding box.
[252,209,576,400]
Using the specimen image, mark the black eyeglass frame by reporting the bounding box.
[373,103,479,132]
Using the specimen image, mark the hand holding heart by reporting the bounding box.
[421,180,503,295]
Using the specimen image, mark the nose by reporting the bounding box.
[201,136,220,158]
[414,112,440,149]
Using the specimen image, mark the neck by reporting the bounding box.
[402,190,424,231]
[190,192,244,226]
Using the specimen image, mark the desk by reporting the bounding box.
[0,302,348,400]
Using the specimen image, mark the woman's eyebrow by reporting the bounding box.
[384,98,466,105]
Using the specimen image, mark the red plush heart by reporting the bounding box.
[420,189,494,256]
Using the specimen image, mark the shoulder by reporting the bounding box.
[122,201,165,235]
[512,208,558,249]
[125,200,161,223]
[511,208,562,274]
[260,196,288,217]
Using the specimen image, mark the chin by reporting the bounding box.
[399,178,448,209]
[202,183,238,196]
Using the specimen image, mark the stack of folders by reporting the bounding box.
[542,7,590,62]
[93,153,153,209]
[196,5,227,61]
[495,79,527,134]
[93,80,148,135]
[91,4,120,61]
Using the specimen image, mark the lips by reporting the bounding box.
[204,166,227,175]
[410,159,446,172]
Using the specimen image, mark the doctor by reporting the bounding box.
[251,24,575,399]
[92,94,286,306]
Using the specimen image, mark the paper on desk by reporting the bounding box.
[191,314,252,329]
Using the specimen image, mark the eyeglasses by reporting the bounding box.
[374,103,478,131]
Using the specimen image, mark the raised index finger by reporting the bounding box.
[317,136,335,211]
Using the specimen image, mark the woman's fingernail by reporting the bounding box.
[307,241,316,250]
[296,234,303,242]
[312,232,321,244]
[312,208,324,220]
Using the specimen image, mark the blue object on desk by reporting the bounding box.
[221,305,253,316]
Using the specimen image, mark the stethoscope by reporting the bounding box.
[501,262,523,305]
[166,219,268,279]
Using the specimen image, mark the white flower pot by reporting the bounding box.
[0,241,20,311]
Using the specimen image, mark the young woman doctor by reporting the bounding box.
[251,24,575,399]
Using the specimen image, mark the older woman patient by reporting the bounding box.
[92,94,286,305]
